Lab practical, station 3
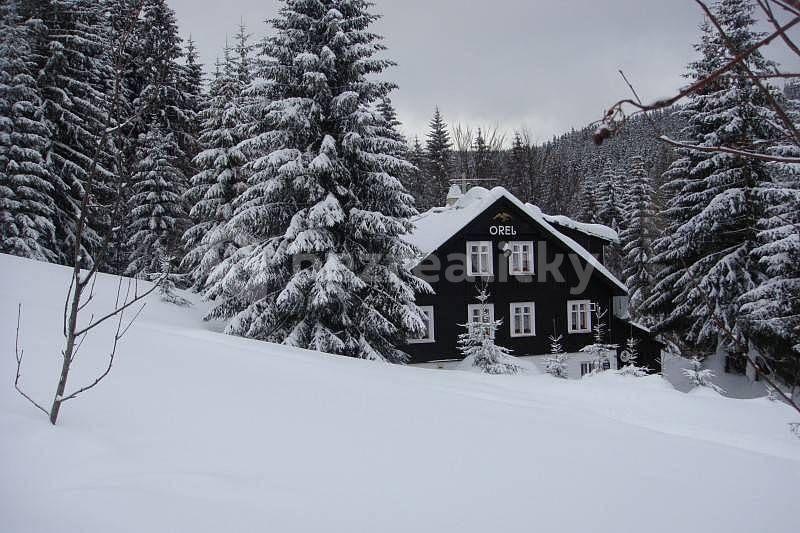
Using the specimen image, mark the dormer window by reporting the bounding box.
[466,241,493,276]
[508,241,535,275]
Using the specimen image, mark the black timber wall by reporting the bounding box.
[404,197,627,364]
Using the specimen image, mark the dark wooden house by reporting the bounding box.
[401,186,663,376]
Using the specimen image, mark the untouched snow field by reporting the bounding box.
[1,253,798,533]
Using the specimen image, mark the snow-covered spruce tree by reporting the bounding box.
[21,0,116,267]
[620,155,658,324]
[426,106,452,199]
[545,332,568,378]
[0,1,58,261]
[182,39,251,291]
[209,0,431,362]
[404,136,435,211]
[683,357,725,394]
[377,96,405,145]
[179,36,205,174]
[123,0,195,269]
[458,289,523,375]
[508,132,533,201]
[596,161,624,231]
[738,87,800,385]
[578,174,599,224]
[125,125,188,278]
[645,1,781,354]
[596,162,625,276]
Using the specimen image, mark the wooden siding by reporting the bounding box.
[404,197,627,364]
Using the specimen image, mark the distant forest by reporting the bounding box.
[400,107,685,217]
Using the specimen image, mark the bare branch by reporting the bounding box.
[658,135,800,163]
[60,311,123,403]
[694,0,800,147]
[595,12,800,142]
[72,276,163,338]
[13,305,49,416]
[758,0,800,57]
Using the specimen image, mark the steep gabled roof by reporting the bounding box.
[535,210,619,243]
[404,187,627,294]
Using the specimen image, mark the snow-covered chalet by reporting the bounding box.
[401,185,663,376]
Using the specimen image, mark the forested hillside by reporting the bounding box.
[402,108,684,218]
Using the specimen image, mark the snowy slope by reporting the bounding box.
[0,253,798,533]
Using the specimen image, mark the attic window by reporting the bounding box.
[466,241,493,276]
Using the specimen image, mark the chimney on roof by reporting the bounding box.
[446,184,463,207]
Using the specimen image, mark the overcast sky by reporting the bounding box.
[169,0,799,143]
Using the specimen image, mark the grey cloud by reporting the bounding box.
[169,0,800,142]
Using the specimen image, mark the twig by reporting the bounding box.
[72,275,163,338]
[595,12,800,140]
[659,135,800,163]
[618,69,663,138]
[694,0,800,147]
[13,305,49,416]
[758,0,800,57]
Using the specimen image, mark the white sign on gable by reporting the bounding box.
[489,225,517,236]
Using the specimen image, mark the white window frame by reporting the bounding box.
[467,303,495,338]
[567,300,593,334]
[509,302,536,337]
[408,306,435,344]
[466,241,494,277]
[508,241,535,275]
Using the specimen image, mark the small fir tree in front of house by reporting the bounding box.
[579,305,617,375]
[545,332,568,378]
[458,288,523,375]
[617,336,649,377]
[683,358,725,394]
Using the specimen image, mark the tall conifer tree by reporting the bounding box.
[209,0,430,362]
[0,0,57,261]
[425,106,451,200]
[183,33,252,291]
[646,0,781,351]
[620,155,658,324]
[22,0,116,267]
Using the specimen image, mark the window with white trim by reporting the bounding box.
[409,306,435,344]
[466,241,493,276]
[567,300,592,333]
[467,303,495,337]
[508,241,535,275]
[510,302,536,337]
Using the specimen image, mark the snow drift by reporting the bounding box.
[0,253,798,533]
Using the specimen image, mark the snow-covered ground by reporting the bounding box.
[1,253,798,533]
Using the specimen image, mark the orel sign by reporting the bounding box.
[489,225,518,236]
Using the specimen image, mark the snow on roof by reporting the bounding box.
[534,211,619,243]
[404,186,627,294]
